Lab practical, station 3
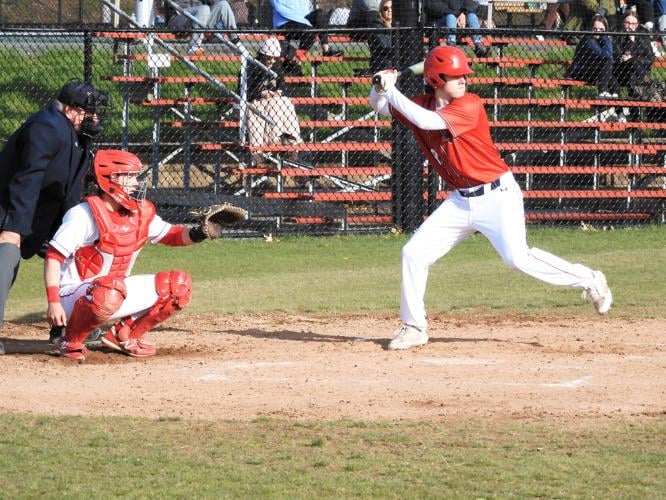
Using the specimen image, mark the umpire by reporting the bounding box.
[0,81,109,353]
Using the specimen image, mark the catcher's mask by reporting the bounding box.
[93,149,147,212]
[58,81,111,138]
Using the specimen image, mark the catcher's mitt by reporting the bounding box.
[195,203,248,240]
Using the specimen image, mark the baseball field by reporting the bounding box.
[1,226,665,497]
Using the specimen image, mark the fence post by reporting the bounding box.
[391,23,426,232]
[83,30,93,83]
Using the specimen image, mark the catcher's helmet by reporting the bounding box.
[94,149,146,211]
[423,45,474,89]
[58,81,110,137]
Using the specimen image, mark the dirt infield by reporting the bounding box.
[1,314,664,421]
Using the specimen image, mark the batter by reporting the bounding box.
[369,45,613,350]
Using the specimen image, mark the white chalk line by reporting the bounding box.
[197,361,299,382]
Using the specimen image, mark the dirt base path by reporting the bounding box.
[1,314,664,421]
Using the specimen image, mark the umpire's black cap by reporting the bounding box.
[57,81,107,112]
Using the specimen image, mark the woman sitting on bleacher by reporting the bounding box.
[244,37,303,167]
[568,15,620,98]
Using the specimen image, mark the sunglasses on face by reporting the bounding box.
[383,5,392,11]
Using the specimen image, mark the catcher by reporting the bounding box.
[43,149,247,361]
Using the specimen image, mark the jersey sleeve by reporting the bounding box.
[148,213,173,244]
[438,94,482,138]
[48,203,99,258]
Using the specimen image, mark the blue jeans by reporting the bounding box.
[441,12,482,46]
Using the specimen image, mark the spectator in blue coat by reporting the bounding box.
[568,15,619,97]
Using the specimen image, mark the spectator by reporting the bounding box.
[364,0,393,72]
[164,0,241,55]
[568,15,619,97]
[245,38,303,166]
[563,0,619,32]
[655,0,666,47]
[538,0,571,31]
[0,81,108,349]
[614,12,656,99]
[423,0,489,57]
[624,0,655,30]
[269,0,343,75]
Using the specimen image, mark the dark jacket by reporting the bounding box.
[614,32,655,71]
[246,58,286,102]
[0,104,92,259]
[569,35,614,82]
[423,0,479,24]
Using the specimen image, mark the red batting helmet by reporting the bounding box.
[423,45,474,89]
[94,149,145,211]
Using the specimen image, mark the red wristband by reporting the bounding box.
[46,286,60,303]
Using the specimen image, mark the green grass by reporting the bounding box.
[1,415,664,498]
[6,225,666,321]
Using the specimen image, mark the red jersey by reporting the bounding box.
[391,93,509,189]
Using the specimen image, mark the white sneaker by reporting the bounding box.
[388,324,428,350]
[582,270,613,314]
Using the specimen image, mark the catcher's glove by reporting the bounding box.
[192,203,248,240]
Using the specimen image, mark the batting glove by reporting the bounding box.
[372,69,398,95]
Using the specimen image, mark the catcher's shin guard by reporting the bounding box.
[123,270,192,342]
[63,276,127,345]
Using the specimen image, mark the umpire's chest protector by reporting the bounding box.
[75,196,155,280]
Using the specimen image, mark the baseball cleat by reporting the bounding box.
[56,339,87,361]
[582,270,613,315]
[388,324,428,350]
[101,327,156,358]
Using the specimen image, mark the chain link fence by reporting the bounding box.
[1,2,666,236]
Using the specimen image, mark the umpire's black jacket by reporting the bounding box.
[0,103,91,259]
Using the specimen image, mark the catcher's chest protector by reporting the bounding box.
[75,195,155,280]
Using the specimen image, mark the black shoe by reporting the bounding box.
[49,325,63,345]
[322,49,343,57]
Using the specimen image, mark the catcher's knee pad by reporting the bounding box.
[155,270,192,309]
[122,271,191,341]
[65,277,127,344]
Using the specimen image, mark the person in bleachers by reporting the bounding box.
[655,0,666,48]
[624,0,655,30]
[269,0,343,75]
[614,12,656,99]
[244,37,304,166]
[366,0,393,72]
[563,0,618,33]
[568,14,620,97]
[423,0,489,57]
[163,0,241,55]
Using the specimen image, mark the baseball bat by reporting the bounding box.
[372,61,425,85]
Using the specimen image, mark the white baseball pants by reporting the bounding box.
[400,172,598,329]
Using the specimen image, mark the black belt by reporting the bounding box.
[458,178,501,198]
